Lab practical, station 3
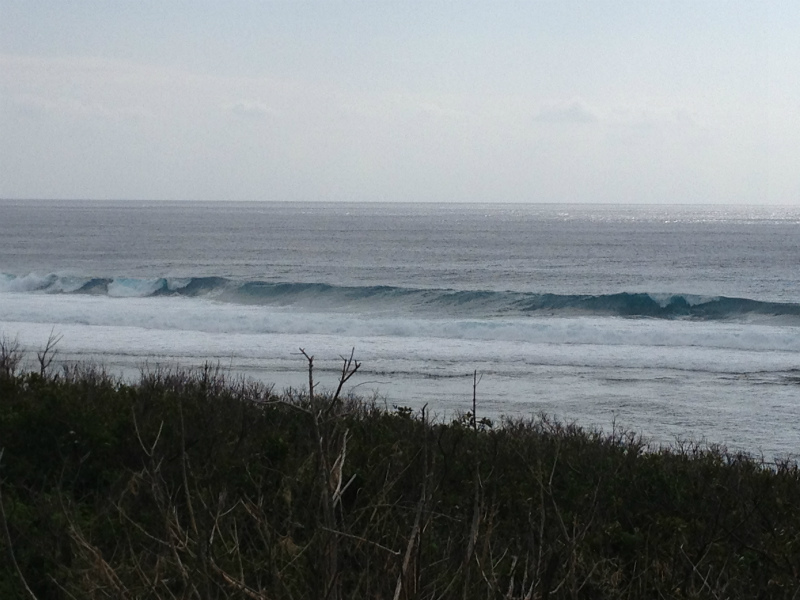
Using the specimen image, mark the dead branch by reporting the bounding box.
[298,348,315,402]
[393,480,426,600]
[210,559,271,600]
[472,370,482,432]
[37,328,63,377]
[319,526,401,556]
[0,335,23,377]
[332,347,361,404]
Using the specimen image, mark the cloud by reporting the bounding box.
[6,95,52,119]
[414,101,470,120]
[607,106,697,128]
[226,100,278,119]
[8,94,151,123]
[534,99,600,124]
[0,54,183,122]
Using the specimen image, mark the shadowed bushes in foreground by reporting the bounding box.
[1,360,799,599]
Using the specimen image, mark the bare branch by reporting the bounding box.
[298,348,315,402]
[319,526,401,556]
[332,347,361,404]
[37,328,63,377]
[0,335,23,378]
[209,559,271,600]
[393,481,426,600]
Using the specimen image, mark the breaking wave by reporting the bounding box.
[3,272,800,322]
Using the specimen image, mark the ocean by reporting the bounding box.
[2,200,799,458]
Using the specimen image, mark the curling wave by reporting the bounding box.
[2,272,800,322]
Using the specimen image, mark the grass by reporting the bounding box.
[1,348,799,598]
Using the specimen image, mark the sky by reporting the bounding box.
[1,1,799,204]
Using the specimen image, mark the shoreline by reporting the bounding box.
[3,320,800,460]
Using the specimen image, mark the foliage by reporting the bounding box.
[1,359,799,598]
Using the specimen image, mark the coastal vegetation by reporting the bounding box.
[1,340,799,598]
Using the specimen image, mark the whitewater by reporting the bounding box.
[1,200,799,458]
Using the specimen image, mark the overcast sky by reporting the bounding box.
[1,1,799,204]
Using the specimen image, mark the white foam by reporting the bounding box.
[2,292,799,356]
[166,278,192,292]
[647,292,719,308]
[4,315,800,457]
[47,276,92,294]
[3,293,800,458]
[0,273,55,293]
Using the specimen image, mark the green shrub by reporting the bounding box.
[1,363,798,598]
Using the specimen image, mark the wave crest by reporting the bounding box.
[2,272,799,322]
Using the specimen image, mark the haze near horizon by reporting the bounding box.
[1,2,799,204]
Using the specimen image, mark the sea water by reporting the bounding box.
[1,200,799,458]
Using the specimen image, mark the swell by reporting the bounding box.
[3,272,800,322]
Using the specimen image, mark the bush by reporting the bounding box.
[1,361,799,598]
